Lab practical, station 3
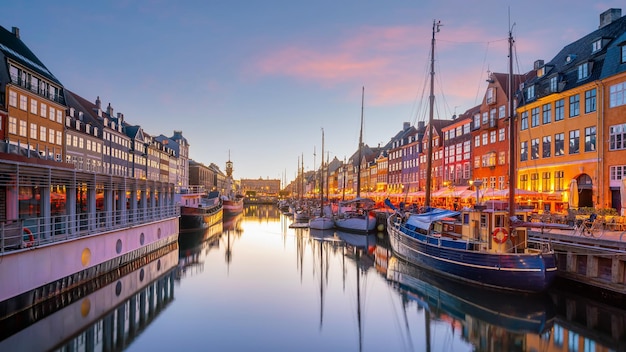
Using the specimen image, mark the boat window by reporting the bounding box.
[480,214,488,228]
[463,213,469,224]
[495,215,505,227]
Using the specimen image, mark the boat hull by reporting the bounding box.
[387,215,557,293]
[222,199,244,216]
[309,216,334,230]
[180,206,223,232]
[334,215,377,233]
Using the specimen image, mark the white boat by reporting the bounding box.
[222,156,244,216]
[334,87,377,234]
[309,128,334,230]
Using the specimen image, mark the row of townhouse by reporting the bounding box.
[300,8,626,214]
[0,25,220,200]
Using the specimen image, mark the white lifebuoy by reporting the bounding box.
[492,227,508,244]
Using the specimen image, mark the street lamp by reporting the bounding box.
[471,179,483,207]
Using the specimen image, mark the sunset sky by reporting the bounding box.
[2,1,623,184]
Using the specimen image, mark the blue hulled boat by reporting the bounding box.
[386,205,558,293]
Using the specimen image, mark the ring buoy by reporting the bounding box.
[22,227,35,248]
[492,227,508,244]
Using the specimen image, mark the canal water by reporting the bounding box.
[2,204,625,351]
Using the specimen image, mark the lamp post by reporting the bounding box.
[471,179,483,207]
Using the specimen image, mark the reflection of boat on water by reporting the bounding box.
[336,230,376,253]
[387,255,555,340]
[223,213,243,232]
[0,244,178,350]
[177,223,224,279]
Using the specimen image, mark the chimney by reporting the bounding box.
[11,27,19,39]
[107,103,113,117]
[95,96,101,109]
[403,122,410,130]
[117,112,124,124]
[599,8,622,28]
[418,121,425,129]
[533,59,544,70]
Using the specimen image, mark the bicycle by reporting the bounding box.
[573,217,604,238]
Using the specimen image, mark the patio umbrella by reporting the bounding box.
[568,179,579,210]
[621,178,626,216]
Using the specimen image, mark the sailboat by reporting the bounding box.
[334,87,377,234]
[385,21,558,293]
[309,129,335,230]
[222,153,244,216]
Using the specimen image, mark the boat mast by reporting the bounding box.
[424,20,441,208]
[320,128,325,213]
[357,86,364,199]
[507,26,516,226]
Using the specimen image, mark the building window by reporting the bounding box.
[19,120,27,137]
[498,128,505,141]
[40,126,47,142]
[592,39,602,52]
[585,88,596,113]
[530,173,539,192]
[482,133,487,145]
[610,165,626,180]
[542,103,551,124]
[520,174,528,190]
[520,111,528,130]
[577,63,589,80]
[531,107,540,127]
[49,106,55,121]
[56,110,63,123]
[41,103,47,118]
[555,170,564,191]
[498,151,505,165]
[30,123,37,140]
[569,130,580,154]
[609,123,626,150]
[550,76,558,92]
[9,117,17,134]
[490,131,496,143]
[30,99,37,114]
[9,91,17,107]
[49,129,55,144]
[499,105,505,119]
[569,95,580,117]
[520,141,528,161]
[526,85,535,100]
[555,133,564,156]
[542,172,551,192]
[584,126,596,152]
[531,138,539,160]
[555,99,564,121]
[542,136,551,158]
[473,114,480,129]
[610,82,626,107]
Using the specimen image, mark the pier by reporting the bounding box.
[529,228,626,299]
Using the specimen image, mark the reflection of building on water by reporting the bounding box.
[0,244,178,351]
[243,204,281,221]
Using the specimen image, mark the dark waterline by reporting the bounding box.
[2,205,624,351]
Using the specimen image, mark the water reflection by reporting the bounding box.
[0,245,178,351]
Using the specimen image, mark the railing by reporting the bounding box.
[0,205,180,253]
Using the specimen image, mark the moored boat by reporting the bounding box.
[385,22,557,293]
[176,187,223,232]
[222,156,244,216]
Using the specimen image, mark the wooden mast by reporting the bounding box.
[507,27,516,228]
[424,20,441,208]
[356,86,364,199]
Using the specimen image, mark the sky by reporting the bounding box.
[2,1,623,185]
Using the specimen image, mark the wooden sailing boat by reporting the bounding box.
[385,21,558,293]
[309,128,334,229]
[334,87,377,233]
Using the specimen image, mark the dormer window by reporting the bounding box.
[578,63,589,80]
[550,76,558,92]
[621,44,626,64]
[537,66,545,77]
[526,85,535,100]
[592,39,602,53]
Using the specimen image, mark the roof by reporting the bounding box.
[0,25,61,85]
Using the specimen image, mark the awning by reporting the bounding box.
[406,208,460,230]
